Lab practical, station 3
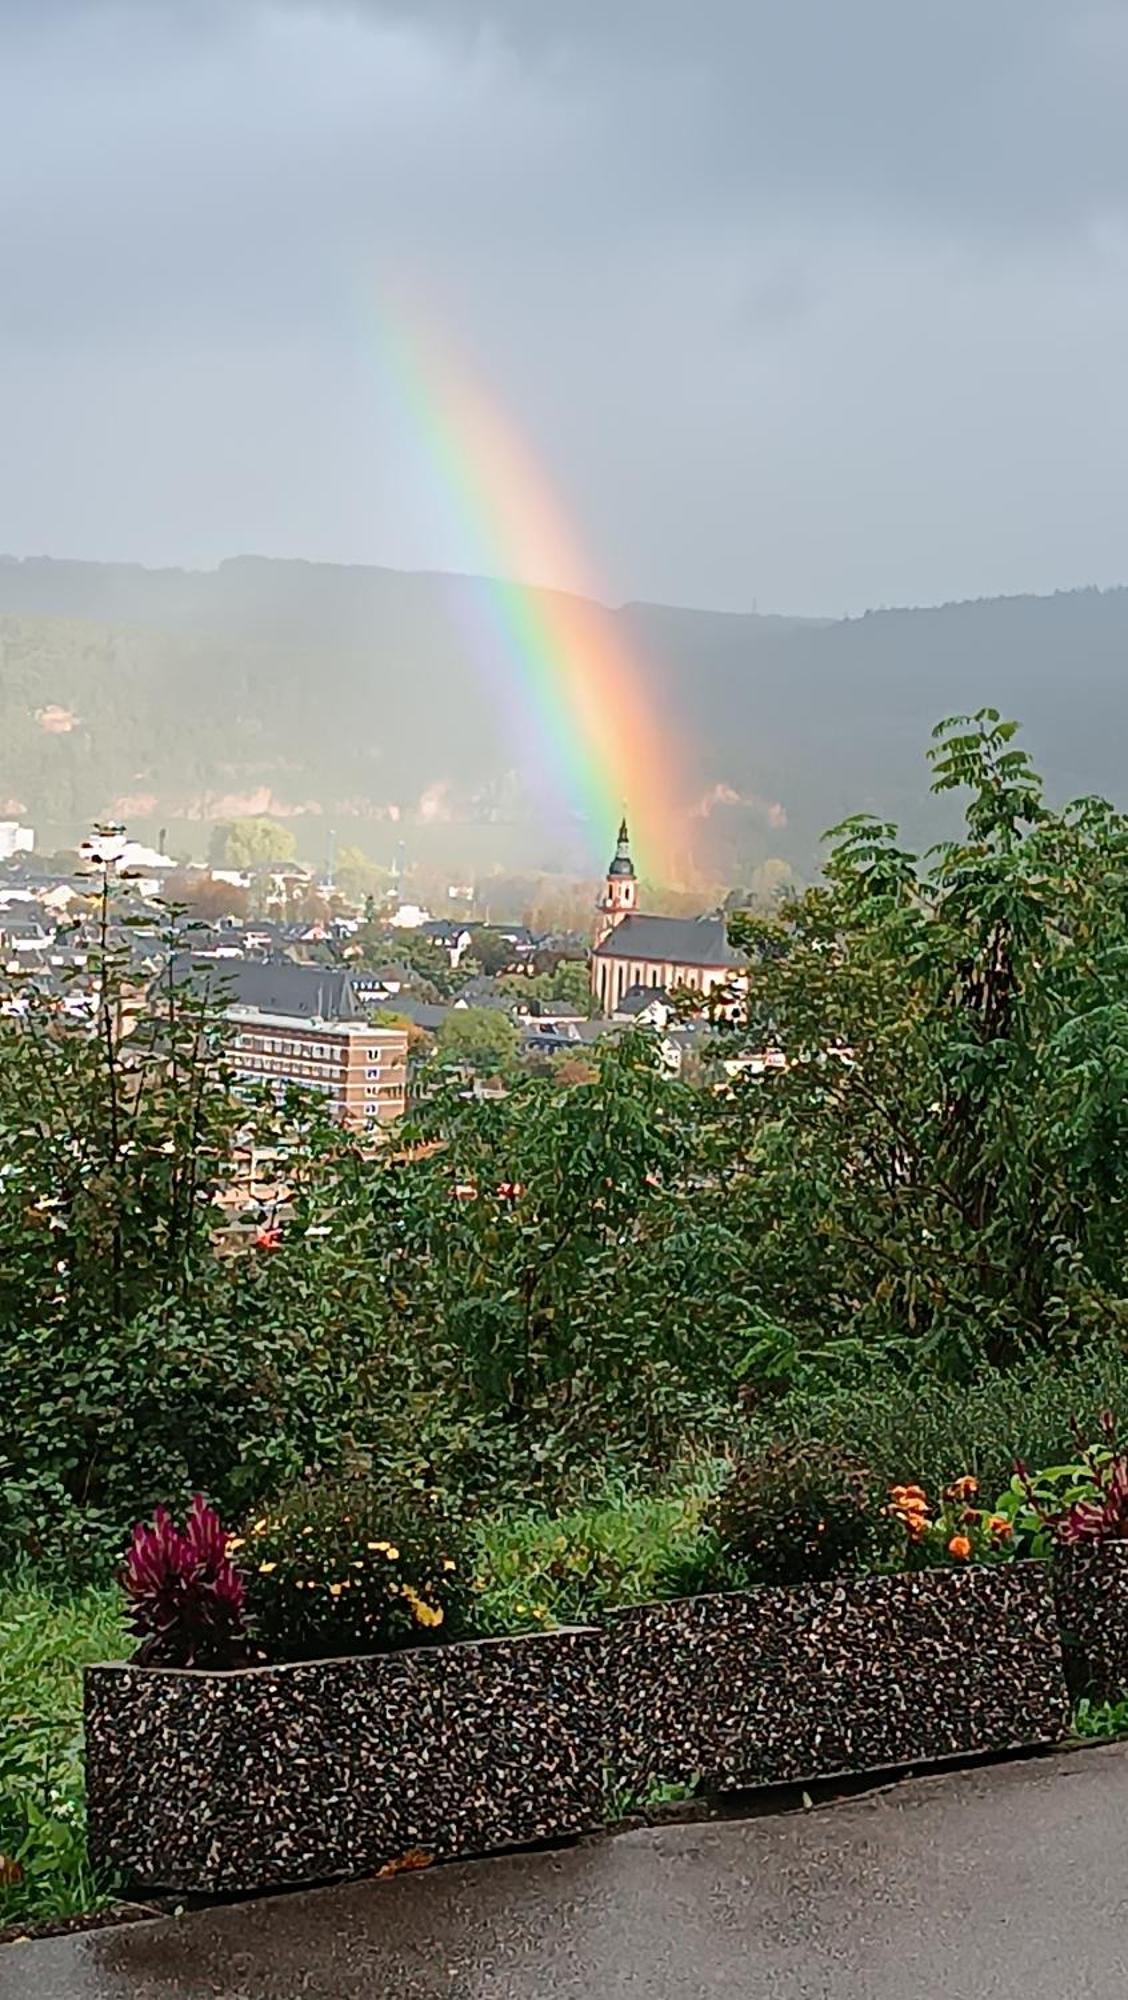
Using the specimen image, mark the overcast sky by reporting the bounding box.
[3,0,1128,615]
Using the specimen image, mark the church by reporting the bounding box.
[589,819,745,1017]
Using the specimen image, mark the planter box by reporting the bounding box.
[85,1628,606,1894]
[1054,1543,1128,1701]
[608,1562,1069,1796]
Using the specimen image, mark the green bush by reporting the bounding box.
[751,1347,1128,1505]
[240,1481,474,1662]
[703,1441,891,1587]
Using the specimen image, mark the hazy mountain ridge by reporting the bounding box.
[1,554,1125,873]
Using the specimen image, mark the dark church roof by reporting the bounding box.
[592,913,744,968]
[169,954,360,1021]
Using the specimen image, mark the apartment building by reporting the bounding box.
[228,1008,407,1128]
[170,954,408,1129]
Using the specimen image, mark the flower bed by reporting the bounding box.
[85,1627,605,1894]
[607,1562,1069,1796]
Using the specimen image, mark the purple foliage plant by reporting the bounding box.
[122,1492,257,1667]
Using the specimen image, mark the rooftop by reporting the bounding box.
[593,912,744,967]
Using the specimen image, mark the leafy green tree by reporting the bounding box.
[722,711,1128,1376]
[0,874,371,1568]
[503,959,593,1016]
[436,1007,520,1078]
[208,817,297,869]
[367,1035,743,1449]
[335,845,389,905]
[464,930,516,979]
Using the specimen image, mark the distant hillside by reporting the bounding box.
[1,553,1125,877]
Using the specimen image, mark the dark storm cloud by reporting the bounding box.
[1,0,1127,613]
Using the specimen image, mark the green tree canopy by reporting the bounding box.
[721,710,1128,1376]
[436,1007,520,1078]
[209,817,297,869]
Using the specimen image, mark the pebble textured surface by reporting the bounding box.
[607,1563,1069,1794]
[85,1628,606,1893]
[1054,1543,1128,1700]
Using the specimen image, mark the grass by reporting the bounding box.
[471,1465,724,1635]
[0,1575,127,1932]
[1073,1696,1128,1742]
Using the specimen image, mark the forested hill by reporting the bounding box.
[1,552,1125,874]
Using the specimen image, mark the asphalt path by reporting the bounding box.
[6,1745,1128,1999]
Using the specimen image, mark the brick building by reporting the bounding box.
[228,1008,407,1129]
[171,956,407,1129]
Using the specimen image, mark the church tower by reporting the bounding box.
[595,816,637,946]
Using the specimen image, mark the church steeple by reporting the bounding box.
[596,813,637,943]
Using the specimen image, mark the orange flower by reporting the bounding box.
[948,1534,972,1561]
[905,1515,932,1540]
[891,1485,927,1503]
[945,1477,979,1502]
[988,1515,1013,1538]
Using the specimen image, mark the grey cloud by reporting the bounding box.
[1,0,1127,614]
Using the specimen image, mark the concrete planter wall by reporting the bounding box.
[607,1562,1070,1796]
[1054,1542,1128,1701]
[85,1563,1074,1897]
[85,1628,605,1894]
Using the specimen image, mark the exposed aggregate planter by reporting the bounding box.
[607,1562,1070,1796]
[85,1627,605,1894]
[1053,1542,1128,1701]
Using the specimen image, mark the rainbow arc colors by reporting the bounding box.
[374,315,687,883]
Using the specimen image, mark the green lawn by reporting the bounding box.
[0,1577,127,1931]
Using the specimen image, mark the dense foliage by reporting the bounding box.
[4,712,1128,1587]
[241,1480,474,1662]
[722,711,1128,1374]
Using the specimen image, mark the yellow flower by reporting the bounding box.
[250,1518,268,1537]
[258,1561,277,1575]
[225,1536,245,1553]
[328,1583,343,1597]
[442,1558,457,1572]
[401,1582,444,1628]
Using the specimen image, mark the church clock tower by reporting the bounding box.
[595,816,637,945]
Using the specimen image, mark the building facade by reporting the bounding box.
[228,1009,408,1129]
[170,956,408,1129]
[590,820,745,1017]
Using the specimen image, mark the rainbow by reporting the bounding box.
[371,314,688,884]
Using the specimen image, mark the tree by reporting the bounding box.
[721,711,1128,1376]
[464,930,516,979]
[209,818,297,869]
[335,845,389,906]
[436,1007,520,1079]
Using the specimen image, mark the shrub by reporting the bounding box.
[1006,1413,1128,1549]
[123,1494,255,1669]
[751,1346,1128,1505]
[706,1441,890,1587]
[241,1481,474,1663]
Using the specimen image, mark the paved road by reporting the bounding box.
[7,1746,1128,1999]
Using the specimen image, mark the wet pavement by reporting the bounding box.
[6,1745,1128,1998]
